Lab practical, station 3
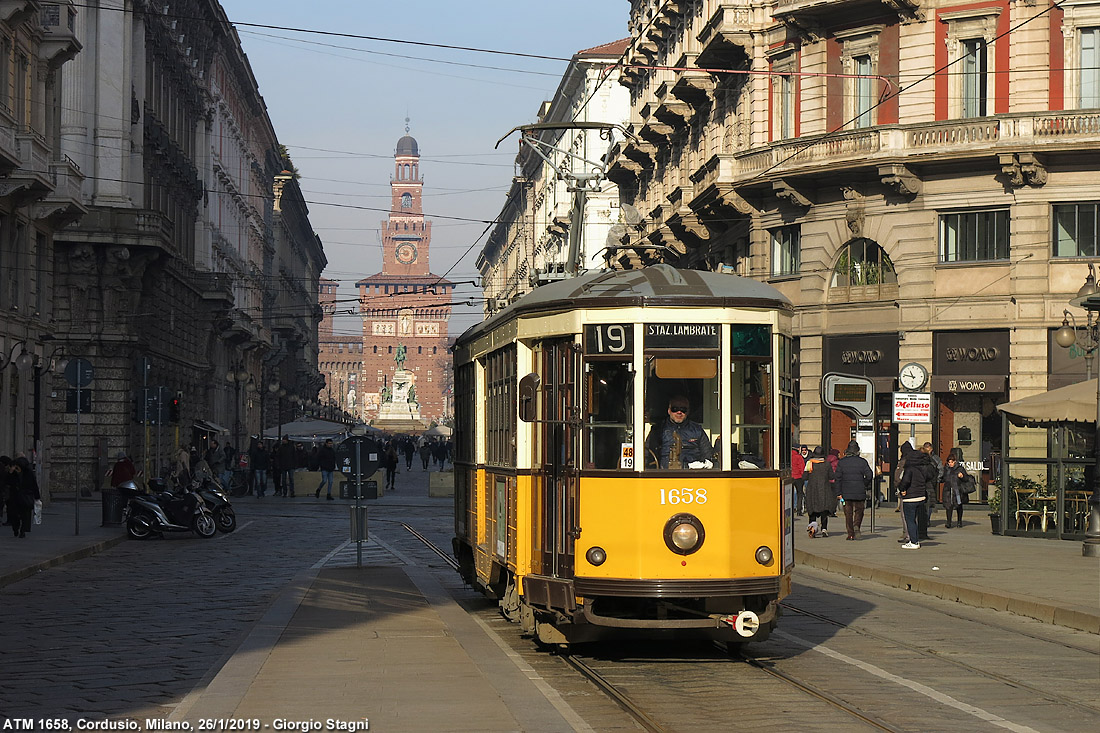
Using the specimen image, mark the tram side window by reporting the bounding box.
[728,325,773,469]
[643,357,720,470]
[583,360,634,469]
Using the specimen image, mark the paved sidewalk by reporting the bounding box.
[794,506,1100,634]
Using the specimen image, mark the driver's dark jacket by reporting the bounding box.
[646,419,713,468]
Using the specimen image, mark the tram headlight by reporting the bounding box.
[755,546,774,566]
[663,513,705,555]
[586,546,607,566]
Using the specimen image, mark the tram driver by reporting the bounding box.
[645,396,714,469]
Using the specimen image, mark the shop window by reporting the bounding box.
[770,224,800,277]
[1055,203,1099,258]
[940,210,1009,262]
[831,238,897,301]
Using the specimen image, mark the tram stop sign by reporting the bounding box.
[336,436,380,480]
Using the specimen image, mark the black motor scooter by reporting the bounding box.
[119,479,217,540]
[190,462,236,533]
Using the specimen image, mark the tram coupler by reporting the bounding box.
[717,610,761,637]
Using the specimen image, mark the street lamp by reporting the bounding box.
[227,364,251,450]
[1056,263,1100,557]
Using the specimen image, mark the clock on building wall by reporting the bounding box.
[395,243,418,264]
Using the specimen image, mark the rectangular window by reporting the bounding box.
[1054,203,1100,257]
[778,74,795,139]
[940,210,1009,262]
[961,38,988,117]
[1083,27,1100,108]
[771,225,800,276]
[485,345,516,467]
[584,360,634,470]
[854,55,874,128]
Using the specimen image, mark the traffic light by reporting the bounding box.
[169,392,181,423]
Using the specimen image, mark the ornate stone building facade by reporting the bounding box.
[317,277,362,421]
[355,132,454,426]
[605,0,1100,479]
[479,40,631,313]
[0,2,82,471]
[43,0,323,493]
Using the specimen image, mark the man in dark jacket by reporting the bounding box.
[645,396,713,469]
[898,442,933,548]
[276,436,297,497]
[834,440,873,540]
[315,439,337,500]
[248,437,270,497]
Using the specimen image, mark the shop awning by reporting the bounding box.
[263,417,350,442]
[997,379,1097,426]
[194,420,229,434]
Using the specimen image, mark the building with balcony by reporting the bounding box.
[479,39,631,314]
[49,0,324,491]
[607,0,1100,499]
[0,2,82,471]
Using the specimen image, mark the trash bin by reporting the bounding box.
[350,505,368,541]
[101,487,126,526]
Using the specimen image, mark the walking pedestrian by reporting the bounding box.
[315,438,337,500]
[277,436,297,497]
[898,442,931,549]
[803,447,836,537]
[791,445,808,516]
[402,439,414,470]
[1,456,18,527]
[384,442,399,491]
[941,448,972,528]
[9,456,40,538]
[419,441,432,470]
[249,437,270,497]
[834,440,873,540]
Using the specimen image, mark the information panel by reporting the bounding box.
[645,323,719,349]
[584,323,633,354]
[821,372,875,418]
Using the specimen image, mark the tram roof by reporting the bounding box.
[459,265,791,344]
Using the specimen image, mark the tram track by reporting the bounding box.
[781,600,1100,716]
[398,521,908,732]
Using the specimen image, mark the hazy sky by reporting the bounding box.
[222,1,629,337]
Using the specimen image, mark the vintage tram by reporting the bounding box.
[452,265,795,646]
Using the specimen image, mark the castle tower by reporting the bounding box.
[357,127,454,427]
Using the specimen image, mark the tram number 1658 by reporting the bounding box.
[659,488,708,505]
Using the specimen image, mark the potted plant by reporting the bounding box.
[988,486,1002,534]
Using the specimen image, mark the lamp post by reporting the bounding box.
[227,364,251,451]
[1054,263,1100,557]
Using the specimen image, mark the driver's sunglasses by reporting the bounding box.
[670,406,688,413]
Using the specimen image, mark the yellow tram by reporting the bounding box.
[452,265,795,646]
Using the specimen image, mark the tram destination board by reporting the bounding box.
[646,323,719,349]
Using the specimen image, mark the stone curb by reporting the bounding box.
[0,534,128,590]
[795,548,1100,635]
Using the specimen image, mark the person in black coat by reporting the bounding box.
[10,456,40,538]
[898,442,933,548]
[314,439,338,500]
[834,440,874,540]
[940,448,971,528]
[803,447,836,537]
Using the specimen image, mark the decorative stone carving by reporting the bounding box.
[843,187,866,238]
[998,154,1024,187]
[1018,153,1048,186]
[878,164,922,196]
[773,180,812,208]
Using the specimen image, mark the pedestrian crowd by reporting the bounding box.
[793,439,974,547]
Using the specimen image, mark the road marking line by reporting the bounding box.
[776,630,1042,733]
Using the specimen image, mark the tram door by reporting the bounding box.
[540,338,578,579]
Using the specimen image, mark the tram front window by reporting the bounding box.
[643,357,720,470]
[584,360,634,469]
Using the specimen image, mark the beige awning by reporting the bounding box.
[997,379,1098,426]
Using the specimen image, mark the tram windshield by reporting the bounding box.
[643,356,721,470]
[730,325,773,469]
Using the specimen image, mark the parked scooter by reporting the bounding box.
[119,479,217,540]
[191,461,236,533]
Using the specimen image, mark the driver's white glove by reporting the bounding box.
[688,460,714,469]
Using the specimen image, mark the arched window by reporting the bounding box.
[830,238,898,302]
[401,192,412,209]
